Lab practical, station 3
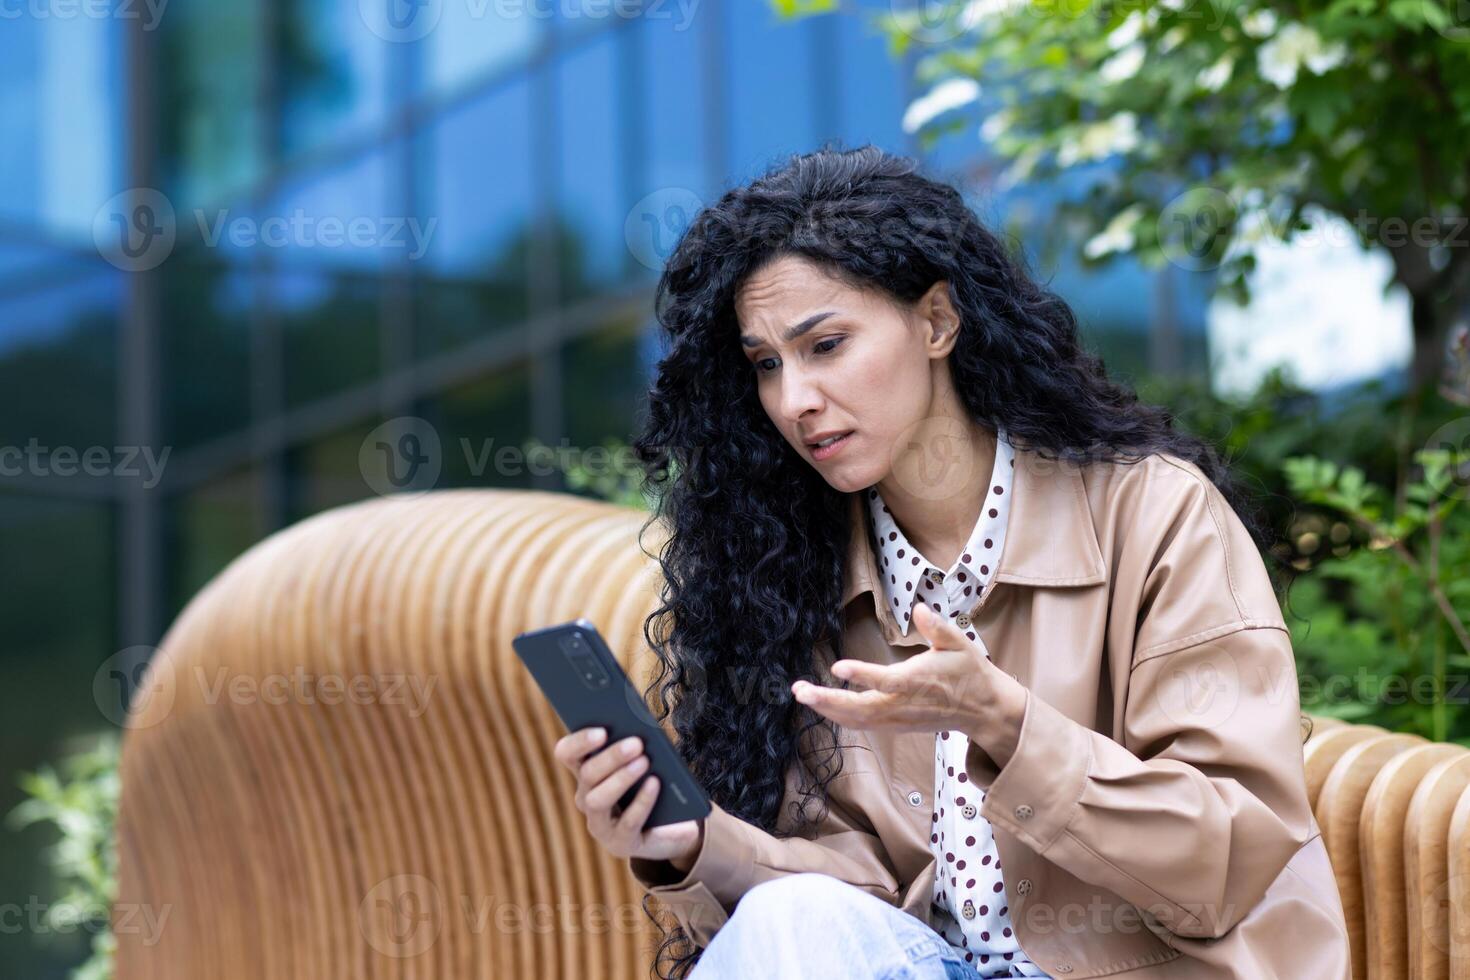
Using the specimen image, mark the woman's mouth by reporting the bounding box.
[809,431,854,461]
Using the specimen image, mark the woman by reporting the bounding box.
[552,146,1351,979]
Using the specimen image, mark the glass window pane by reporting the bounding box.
[562,313,653,449]
[416,365,533,489]
[424,5,540,93]
[639,15,706,194]
[275,270,381,409]
[413,277,529,362]
[279,0,388,158]
[270,149,393,272]
[553,5,619,42]
[158,0,264,208]
[632,13,708,286]
[418,79,532,276]
[727,3,818,182]
[284,417,385,522]
[0,15,123,234]
[0,267,120,451]
[556,30,628,302]
[0,242,103,293]
[836,0,908,153]
[414,79,533,357]
[161,262,254,449]
[166,465,266,617]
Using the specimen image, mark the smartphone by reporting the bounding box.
[512,617,711,829]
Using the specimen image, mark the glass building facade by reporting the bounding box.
[0,2,1206,974]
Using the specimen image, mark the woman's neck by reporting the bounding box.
[873,420,998,572]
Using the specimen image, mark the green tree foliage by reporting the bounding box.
[836,0,1470,400]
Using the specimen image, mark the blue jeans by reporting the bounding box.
[688,872,1000,979]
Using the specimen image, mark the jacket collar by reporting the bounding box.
[841,440,1108,638]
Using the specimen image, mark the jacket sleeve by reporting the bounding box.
[965,461,1317,939]
[627,780,901,947]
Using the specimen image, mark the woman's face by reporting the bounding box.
[735,254,961,494]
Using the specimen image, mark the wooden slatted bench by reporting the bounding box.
[111,491,1470,979]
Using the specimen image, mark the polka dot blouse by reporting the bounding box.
[864,427,1050,979]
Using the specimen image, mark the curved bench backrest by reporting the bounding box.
[112,489,1470,980]
[115,490,671,980]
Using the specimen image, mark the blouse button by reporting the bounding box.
[1017,878,1033,896]
[961,803,978,819]
[955,613,972,629]
[907,790,924,806]
[961,899,977,919]
[1014,804,1034,821]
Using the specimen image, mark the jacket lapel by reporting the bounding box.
[841,440,1108,649]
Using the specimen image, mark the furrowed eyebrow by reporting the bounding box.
[740,310,839,349]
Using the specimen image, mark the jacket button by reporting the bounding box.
[1055,965,1073,973]
[908,790,924,806]
[955,613,972,629]
[1014,804,1034,821]
[961,803,978,819]
[961,899,976,919]
[1017,878,1033,896]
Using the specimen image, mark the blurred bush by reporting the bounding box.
[7,733,120,980]
[1142,368,1470,743]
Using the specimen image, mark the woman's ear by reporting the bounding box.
[919,279,961,358]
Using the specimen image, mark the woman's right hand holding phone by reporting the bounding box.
[555,725,705,872]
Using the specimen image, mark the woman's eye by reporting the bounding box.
[754,338,841,374]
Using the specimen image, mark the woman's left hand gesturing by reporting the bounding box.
[791,603,1029,762]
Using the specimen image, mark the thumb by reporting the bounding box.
[914,603,991,659]
[912,602,967,651]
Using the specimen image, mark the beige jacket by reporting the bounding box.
[630,446,1352,978]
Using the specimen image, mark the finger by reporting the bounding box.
[911,602,970,651]
[556,726,608,773]
[613,775,661,837]
[794,681,887,721]
[584,751,652,822]
[828,659,897,692]
[578,735,645,791]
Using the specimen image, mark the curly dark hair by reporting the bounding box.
[629,143,1286,977]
